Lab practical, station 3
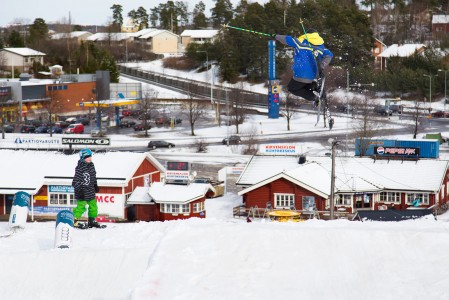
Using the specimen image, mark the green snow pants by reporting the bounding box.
[73,199,98,219]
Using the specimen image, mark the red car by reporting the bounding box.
[134,123,152,131]
[431,111,449,118]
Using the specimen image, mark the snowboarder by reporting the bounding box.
[72,149,103,229]
[273,29,333,106]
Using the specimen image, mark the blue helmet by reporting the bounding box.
[79,148,93,160]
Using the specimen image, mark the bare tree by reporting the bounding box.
[411,100,427,139]
[228,83,248,134]
[45,87,65,137]
[352,96,382,157]
[182,93,206,136]
[280,92,299,131]
[241,124,259,155]
[138,88,159,137]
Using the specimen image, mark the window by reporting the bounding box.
[380,192,401,203]
[274,193,295,209]
[336,194,352,206]
[49,193,75,206]
[406,193,429,205]
[48,85,68,91]
[302,196,315,211]
[160,203,190,214]
[193,202,205,213]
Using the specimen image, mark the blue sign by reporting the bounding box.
[49,185,74,193]
[268,40,276,80]
[56,210,74,227]
[12,191,30,207]
[31,206,72,216]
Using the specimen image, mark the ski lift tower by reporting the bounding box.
[268,40,280,118]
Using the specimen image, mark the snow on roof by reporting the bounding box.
[127,186,152,204]
[236,155,300,185]
[432,15,449,24]
[51,31,92,39]
[148,182,213,203]
[238,156,448,196]
[0,150,164,194]
[378,44,425,58]
[138,29,178,39]
[130,28,158,37]
[2,47,46,56]
[86,32,132,41]
[180,30,219,38]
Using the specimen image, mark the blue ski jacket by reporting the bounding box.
[275,32,333,83]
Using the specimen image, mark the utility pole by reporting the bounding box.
[438,69,448,117]
[329,138,339,220]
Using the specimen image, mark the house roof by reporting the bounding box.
[0,150,165,195]
[148,182,214,204]
[138,29,178,39]
[237,156,448,197]
[51,31,92,40]
[236,155,300,186]
[378,44,425,58]
[86,32,132,41]
[2,47,46,56]
[130,28,158,37]
[180,30,219,38]
[432,15,449,24]
[127,186,152,204]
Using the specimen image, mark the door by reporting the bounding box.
[5,194,13,214]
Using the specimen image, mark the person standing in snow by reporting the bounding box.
[72,149,102,228]
[273,29,333,105]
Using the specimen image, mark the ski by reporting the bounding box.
[74,223,107,229]
[0,231,14,238]
[314,76,326,126]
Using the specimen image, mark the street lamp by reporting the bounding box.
[196,50,217,123]
[423,74,438,112]
[438,69,448,116]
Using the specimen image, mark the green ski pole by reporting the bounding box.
[223,24,273,37]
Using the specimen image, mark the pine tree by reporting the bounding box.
[193,1,207,29]
[110,4,123,32]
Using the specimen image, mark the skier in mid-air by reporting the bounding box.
[272,28,333,106]
[72,149,104,229]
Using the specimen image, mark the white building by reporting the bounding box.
[0,48,46,73]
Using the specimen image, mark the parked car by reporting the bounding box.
[222,135,241,145]
[76,117,90,126]
[20,125,36,133]
[0,124,15,133]
[390,104,403,114]
[64,123,84,134]
[91,126,107,137]
[50,126,63,134]
[65,117,77,124]
[374,105,392,116]
[54,121,70,128]
[134,123,152,131]
[119,120,137,128]
[148,140,175,149]
[35,125,49,133]
[336,104,353,113]
[431,111,449,118]
[155,116,182,126]
[121,109,132,116]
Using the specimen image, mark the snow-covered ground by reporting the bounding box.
[2,61,449,299]
[1,194,449,300]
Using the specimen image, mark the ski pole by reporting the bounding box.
[223,24,272,37]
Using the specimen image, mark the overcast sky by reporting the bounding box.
[1,0,269,27]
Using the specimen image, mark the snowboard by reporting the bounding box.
[74,222,107,230]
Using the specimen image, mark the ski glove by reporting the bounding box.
[94,184,99,193]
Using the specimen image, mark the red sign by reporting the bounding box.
[96,195,115,203]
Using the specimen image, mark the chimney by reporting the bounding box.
[298,155,306,164]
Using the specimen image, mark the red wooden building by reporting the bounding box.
[237,155,449,215]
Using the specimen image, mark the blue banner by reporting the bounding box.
[49,185,74,193]
[268,40,276,80]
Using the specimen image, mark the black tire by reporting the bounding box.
[168,145,172,148]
